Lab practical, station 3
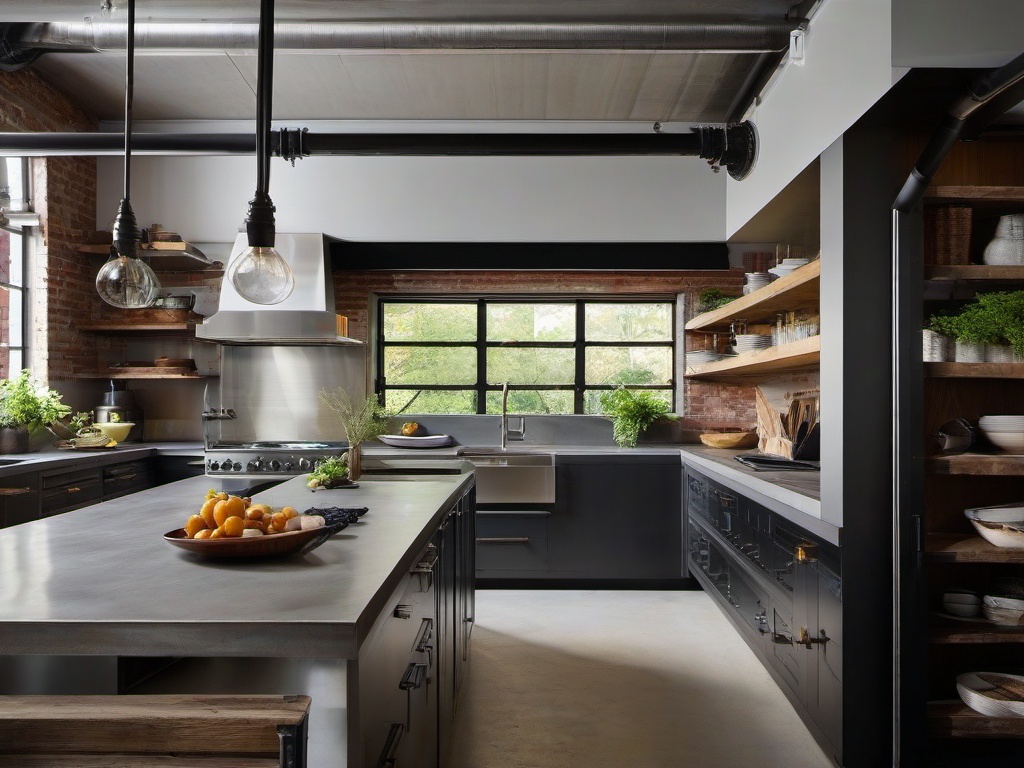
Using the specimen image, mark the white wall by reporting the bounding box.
[97,132,727,244]
[726,0,906,238]
[893,0,1024,67]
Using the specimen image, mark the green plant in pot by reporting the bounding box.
[696,288,737,314]
[0,369,71,454]
[599,387,677,448]
[319,389,390,480]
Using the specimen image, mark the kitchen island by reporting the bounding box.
[0,469,476,768]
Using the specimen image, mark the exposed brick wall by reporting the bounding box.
[0,68,115,383]
[332,269,757,427]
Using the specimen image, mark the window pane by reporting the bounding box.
[585,303,672,341]
[4,230,22,286]
[584,388,673,415]
[487,348,575,384]
[383,303,476,341]
[385,389,476,415]
[385,346,476,385]
[585,346,672,385]
[485,389,574,415]
[487,303,574,342]
[5,288,22,348]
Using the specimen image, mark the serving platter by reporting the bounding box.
[957,672,1024,717]
[164,526,335,559]
[378,434,453,448]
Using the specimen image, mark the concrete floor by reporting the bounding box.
[448,590,836,768]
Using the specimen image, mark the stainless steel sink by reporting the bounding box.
[456,450,555,504]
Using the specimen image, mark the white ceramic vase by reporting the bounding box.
[983,214,1024,266]
[923,330,951,362]
[954,340,986,363]
[986,344,1016,363]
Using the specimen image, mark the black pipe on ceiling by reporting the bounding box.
[0,123,759,179]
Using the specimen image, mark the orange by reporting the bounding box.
[222,516,245,537]
[243,519,263,529]
[281,506,298,519]
[199,498,218,528]
[193,529,213,540]
[213,496,246,527]
[245,506,265,521]
[209,527,225,539]
[270,512,288,531]
[184,515,207,538]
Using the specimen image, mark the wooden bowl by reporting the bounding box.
[164,527,334,560]
[699,431,758,450]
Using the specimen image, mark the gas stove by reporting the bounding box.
[204,441,348,478]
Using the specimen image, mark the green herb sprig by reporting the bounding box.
[0,370,71,431]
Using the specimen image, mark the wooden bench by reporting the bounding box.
[0,694,311,767]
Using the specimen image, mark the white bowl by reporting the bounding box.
[982,602,1024,626]
[944,601,982,618]
[981,431,1024,453]
[957,672,1024,717]
[966,504,1024,523]
[943,591,981,605]
[985,594,1024,611]
[967,520,1024,549]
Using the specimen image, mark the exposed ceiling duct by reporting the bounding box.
[5,20,795,57]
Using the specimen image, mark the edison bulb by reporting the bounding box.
[95,253,161,308]
[227,245,295,305]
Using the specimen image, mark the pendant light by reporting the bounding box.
[225,0,294,305]
[95,0,161,309]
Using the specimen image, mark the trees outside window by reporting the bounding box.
[378,298,674,415]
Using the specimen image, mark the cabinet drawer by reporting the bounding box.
[103,460,155,499]
[40,468,103,516]
[476,512,548,572]
[0,472,40,527]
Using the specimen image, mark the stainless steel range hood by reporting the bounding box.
[197,232,361,345]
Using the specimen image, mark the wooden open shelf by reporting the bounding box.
[930,625,1024,644]
[685,259,820,330]
[925,534,1024,563]
[77,372,213,380]
[929,701,1024,738]
[80,323,196,332]
[926,454,1024,476]
[685,335,820,381]
[925,186,1024,204]
[926,363,1024,379]
[924,265,1024,281]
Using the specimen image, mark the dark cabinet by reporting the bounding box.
[685,465,842,763]
[40,466,104,517]
[359,481,475,768]
[0,472,40,527]
[475,454,682,584]
[103,459,156,500]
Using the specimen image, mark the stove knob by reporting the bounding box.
[299,457,312,471]
[269,459,281,471]
[283,462,293,471]
[247,460,259,472]
[232,462,243,472]
[209,461,220,472]
[220,459,232,471]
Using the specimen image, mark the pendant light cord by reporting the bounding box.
[255,0,273,197]
[123,0,134,199]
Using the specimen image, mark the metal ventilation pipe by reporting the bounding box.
[6,19,795,55]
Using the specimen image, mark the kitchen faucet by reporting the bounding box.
[500,382,525,449]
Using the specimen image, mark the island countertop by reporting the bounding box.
[0,471,474,659]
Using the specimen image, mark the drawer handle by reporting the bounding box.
[399,662,428,691]
[377,722,404,767]
[411,544,439,574]
[0,487,31,496]
[109,473,137,482]
[477,537,530,544]
[66,486,82,494]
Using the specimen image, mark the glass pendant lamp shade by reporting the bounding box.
[96,250,161,308]
[227,244,295,305]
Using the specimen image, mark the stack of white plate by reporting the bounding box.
[957,672,1024,717]
[734,334,773,354]
[978,415,1024,453]
[768,258,811,279]
[743,272,772,295]
[687,350,722,365]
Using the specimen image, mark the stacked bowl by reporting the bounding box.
[687,349,722,366]
[734,334,773,355]
[964,503,1024,549]
[978,415,1024,454]
[743,272,772,295]
[768,257,811,279]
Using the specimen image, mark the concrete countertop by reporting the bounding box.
[0,442,202,477]
[363,442,686,459]
[0,470,474,659]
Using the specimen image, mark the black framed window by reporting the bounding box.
[377,298,675,415]
[0,225,27,379]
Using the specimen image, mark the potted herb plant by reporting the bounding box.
[0,369,72,454]
[319,389,389,480]
[599,387,677,448]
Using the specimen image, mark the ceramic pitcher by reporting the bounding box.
[983,213,1024,265]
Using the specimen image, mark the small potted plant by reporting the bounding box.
[0,369,72,454]
[599,387,677,448]
[319,389,390,480]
